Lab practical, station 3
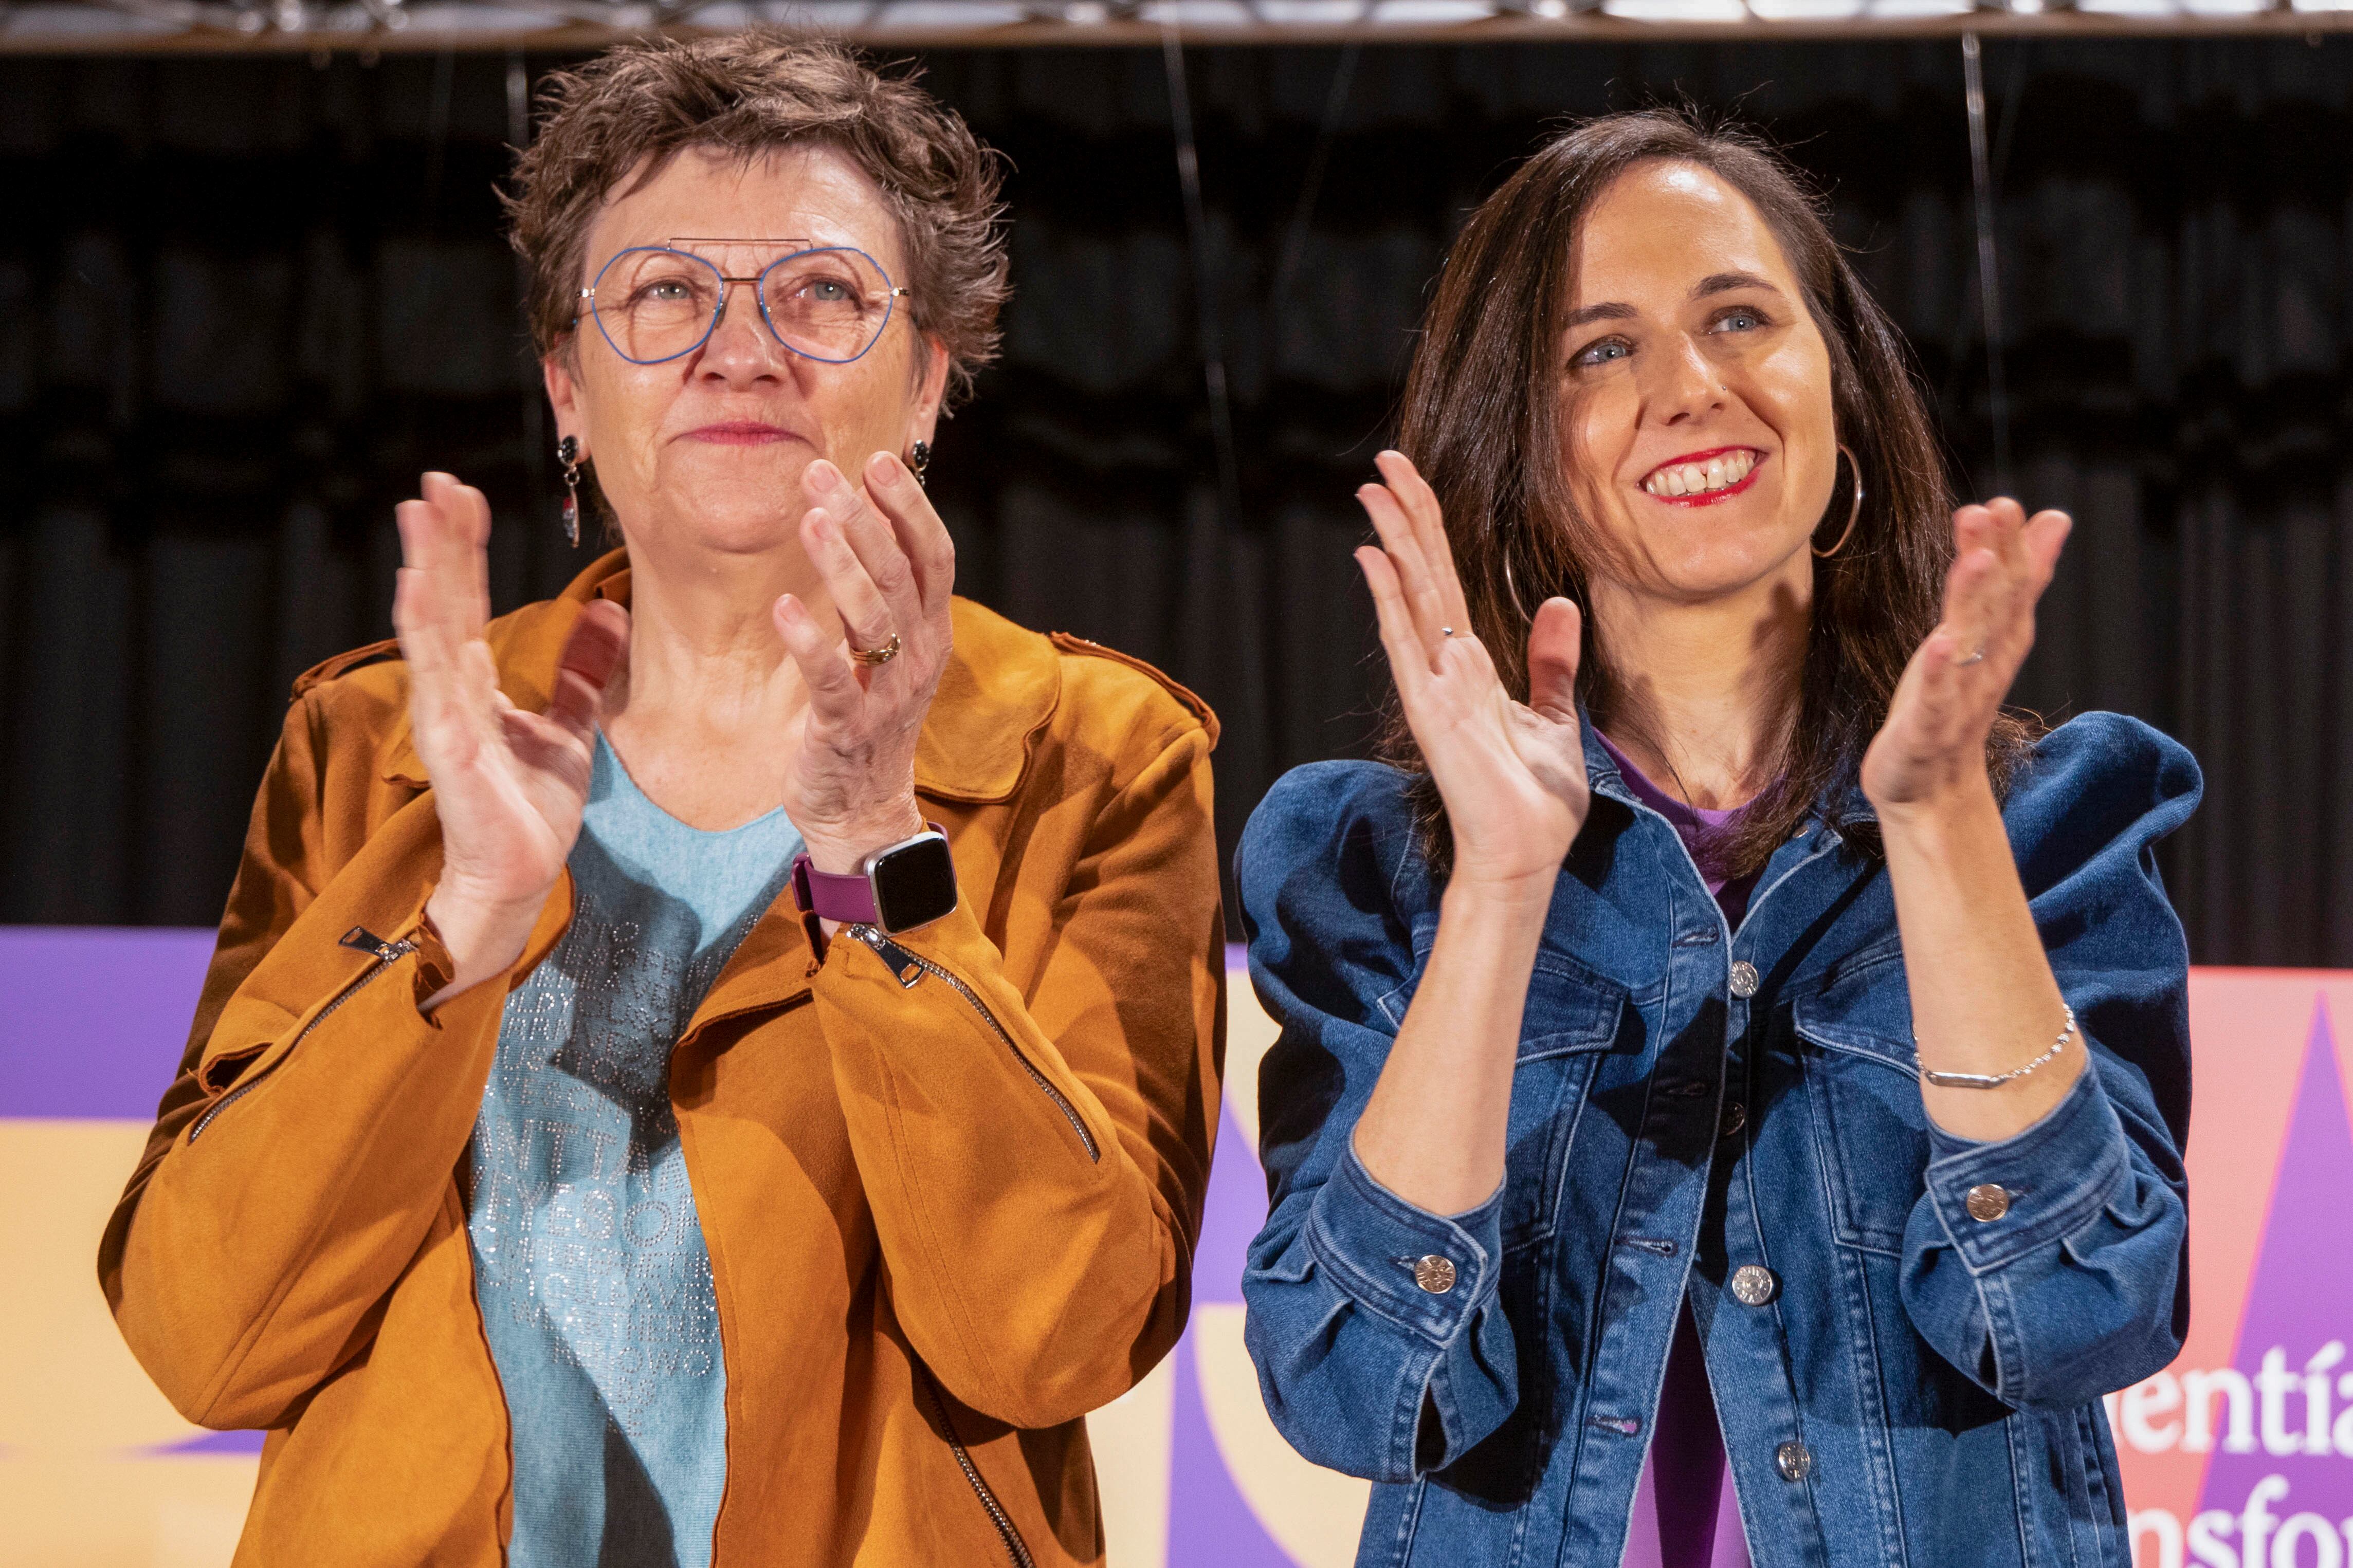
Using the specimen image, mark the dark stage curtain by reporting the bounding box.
[3,38,2350,963]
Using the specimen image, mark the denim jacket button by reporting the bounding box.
[1776,1440,1813,1482]
[1965,1184,2013,1222]
[1730,1265,1778,1306]
[1413,1255,1457,1294]
[1728,961,1760,998]
[1719,1101,1746,1139]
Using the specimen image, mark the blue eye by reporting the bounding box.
[1714,308,1764,333]
[1573,338,1631,369]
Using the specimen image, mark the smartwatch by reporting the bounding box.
[792,825,958,934]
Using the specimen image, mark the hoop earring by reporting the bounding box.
[1500,554,1533,625]
[1814,444,1863,559]
[557,435,583,548]
[906,439,932,489]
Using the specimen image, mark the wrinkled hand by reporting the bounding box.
[1356,450,1590,893]
[773,451,955,875]
[398,472,628,994]
[1862,497,2070,816]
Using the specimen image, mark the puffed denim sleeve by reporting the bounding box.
[1234,762,1521,1483]
[1899,713,2201,1411]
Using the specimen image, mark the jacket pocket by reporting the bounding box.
[1793,946,1926,1256]
[1380,945,1629,1249]
[845,925,1099,1164]
[188,928,417,1143]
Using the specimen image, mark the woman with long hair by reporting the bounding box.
[1238,111,2194,1566]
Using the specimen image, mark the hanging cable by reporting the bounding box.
[1271,39,1359,310]
[1991,37,2031,192]
[508,48,548,557]
[422,45,455,234]
[1961,32,2013,494]
[1161,23,1243,530]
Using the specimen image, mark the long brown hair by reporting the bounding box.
[1385,108,2035,877]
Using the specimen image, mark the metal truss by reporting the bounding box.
[3,0,2349,58]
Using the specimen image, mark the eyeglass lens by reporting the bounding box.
[589,245,898,365]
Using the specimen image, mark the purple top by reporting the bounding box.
[1596,732,1756,1568]
[1596,731,1760,928]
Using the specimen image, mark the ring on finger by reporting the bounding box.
[848,632,902,667]
[1953,641,1987,667]
[1440,625,1456,638]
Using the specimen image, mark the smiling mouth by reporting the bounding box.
[1640,448,1764,503]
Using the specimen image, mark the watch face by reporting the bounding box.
[871,834,958,932]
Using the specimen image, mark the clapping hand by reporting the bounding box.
[1862,498,2070,817]
[397,472,628,997]
[771,450,956,876]
[1355,450,1591,893]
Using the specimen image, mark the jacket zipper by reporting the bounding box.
[844,925,1101,1164]
[188,927,416,1142]
[915,1362,1037,1568]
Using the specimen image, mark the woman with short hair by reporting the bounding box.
[102,34,1222,1568]
[1239,112,2194,1566]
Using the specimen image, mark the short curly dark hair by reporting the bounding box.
[505,32,1009,405]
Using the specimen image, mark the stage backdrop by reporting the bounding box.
[4,930,2349,1568]
[6,38,2353,966]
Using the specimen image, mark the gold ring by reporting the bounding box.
[848,633,901,667]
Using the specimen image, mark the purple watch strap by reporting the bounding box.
[790,823,947,927]
[791,855,879,925]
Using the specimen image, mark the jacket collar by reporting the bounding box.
[378,549,1059,804]
[1578,708,1871,850]
[1581,714,1632,806]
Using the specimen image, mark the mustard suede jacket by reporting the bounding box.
[100,551,1226,1567]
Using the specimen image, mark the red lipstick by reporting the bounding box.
[1638,447,1766,508]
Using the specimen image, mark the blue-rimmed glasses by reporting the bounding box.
[576,238,910,366]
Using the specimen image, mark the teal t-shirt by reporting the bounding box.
[466,735,802,1568]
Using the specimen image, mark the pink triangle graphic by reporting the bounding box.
[2191,1000,2353,1553]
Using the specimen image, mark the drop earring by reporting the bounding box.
[906,439,931,489]
[557,435,582,548]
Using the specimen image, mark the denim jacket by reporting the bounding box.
[1236,713,2198,1568]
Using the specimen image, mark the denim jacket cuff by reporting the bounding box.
[1304,1145,1505,1343]
[1922,1060,2128,1272]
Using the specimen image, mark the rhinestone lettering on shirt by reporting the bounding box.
[469,888,738,1417]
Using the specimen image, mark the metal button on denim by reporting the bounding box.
[1729,961,1760,998]
[1776,1441,1813,1481]
[1414,1255,1457,1294]
[1720,1101,1746,1139]
[1965,1184,2013,1222]
[1730,1265,1778,1306]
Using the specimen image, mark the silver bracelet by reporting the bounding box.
[1918,1004,2076,1090]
